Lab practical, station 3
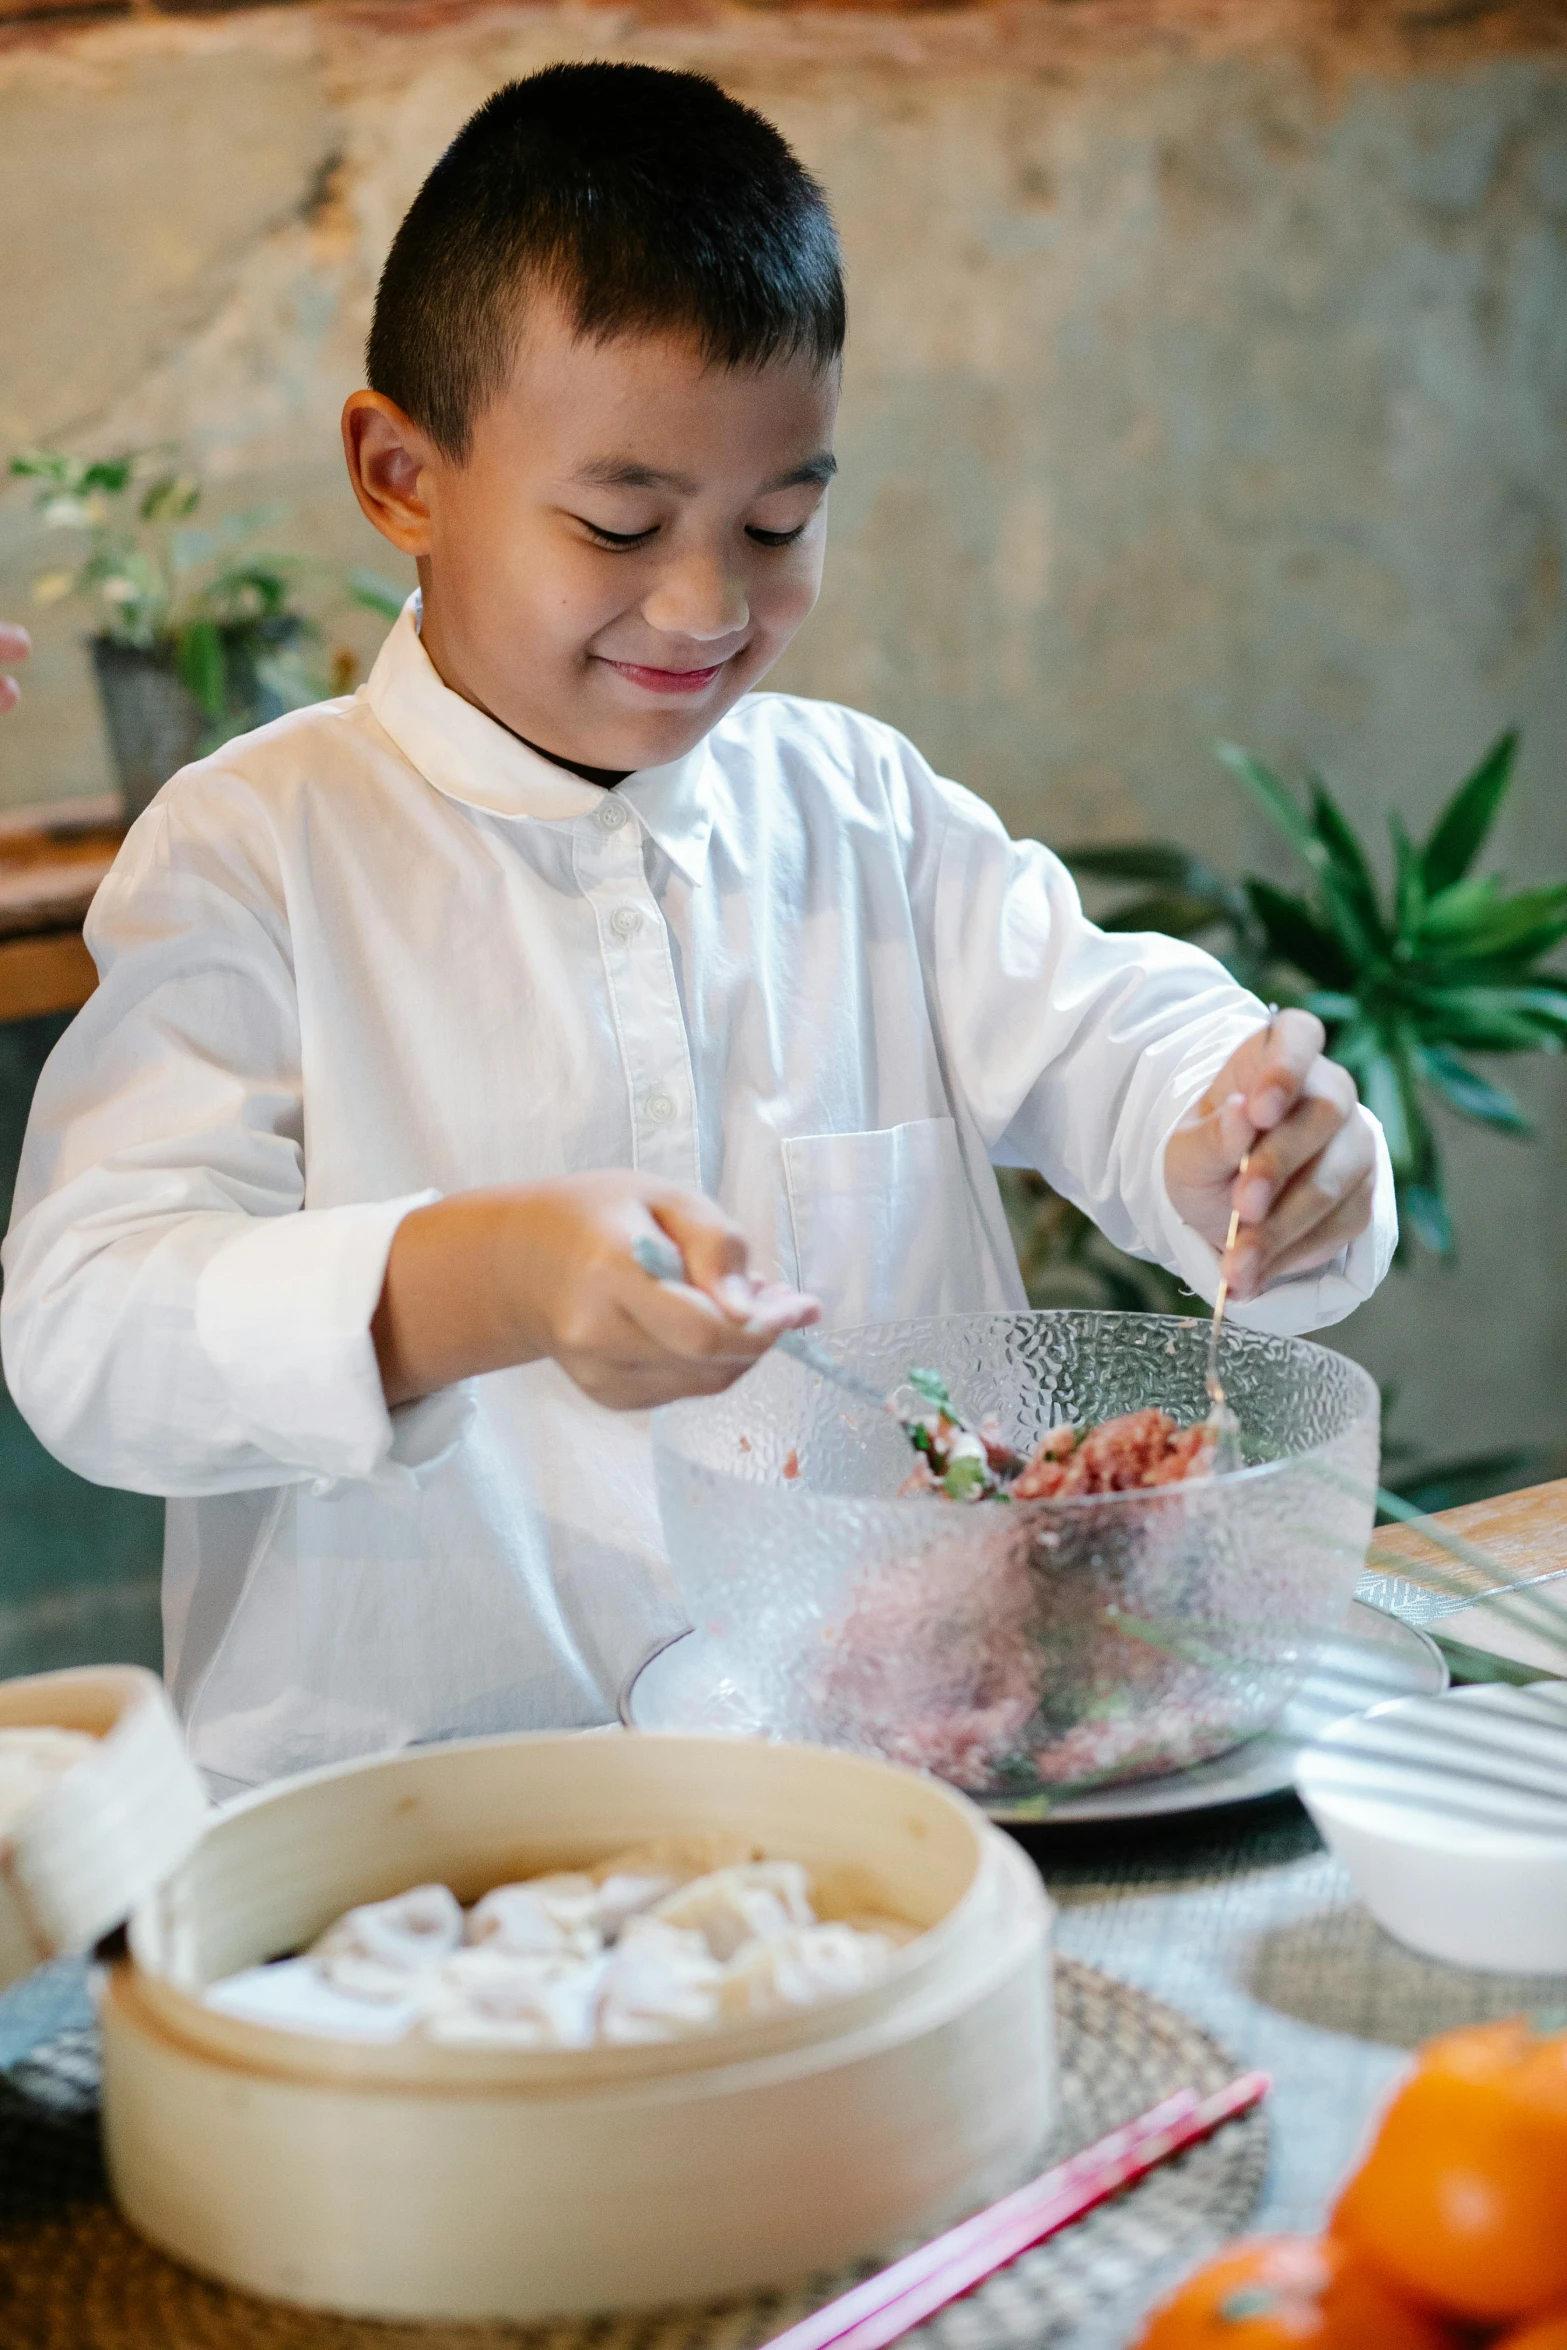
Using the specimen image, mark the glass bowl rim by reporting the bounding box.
[653,1305,1380,1513]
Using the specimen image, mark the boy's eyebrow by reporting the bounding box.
[572,452,838,494]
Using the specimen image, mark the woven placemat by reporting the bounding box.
[0,1959,1264,2350]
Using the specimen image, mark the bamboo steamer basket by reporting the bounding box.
[101,1730,1056,2323]
[0,1665,208,1990]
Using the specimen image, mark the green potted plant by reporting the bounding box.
[10,447,403,822]
[1056,732,1567,1261]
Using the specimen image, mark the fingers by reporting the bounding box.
[1230,1058,1361,1229]
[561,1348,760,1412]
[560,1286,791,1413]
[1167,1089,1257,1196]
[1241,1172,1376,1294]
[635,1188,817,1336]
[646,1188,748,1308]
[0,675,19,717]
[1228,1103,1377,1301]
[1232,1008,1326,1132]
[0,622,31,665]
[623,1271,804,1368]
[616,1189,816,1375]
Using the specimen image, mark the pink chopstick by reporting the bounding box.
[761,2069,1271,2350]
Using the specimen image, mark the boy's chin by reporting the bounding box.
[575,686,741,774]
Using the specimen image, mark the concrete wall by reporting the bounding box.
[2,0,1565,1459]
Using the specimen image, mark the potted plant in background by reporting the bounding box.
[9,447,403,822]
[1057,731,1567,1262]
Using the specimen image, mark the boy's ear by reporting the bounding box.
[341,391,442,557]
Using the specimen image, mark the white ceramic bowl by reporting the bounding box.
[1294,1680,1567,1973]
[102,1730,1055,2322]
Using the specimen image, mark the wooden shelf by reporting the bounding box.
[0,930,98,1021]
[0,816,120,1021]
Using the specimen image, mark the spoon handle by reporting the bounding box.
[774,1328,894,1416]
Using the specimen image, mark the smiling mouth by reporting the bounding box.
[601,657,730,697]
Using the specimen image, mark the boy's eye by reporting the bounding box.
[579,519,658,550]
[746,523,810,549]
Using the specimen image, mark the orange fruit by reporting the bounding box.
[1332,2014,1567,2324]
[1493,2320,1567,2350]
[1132,2233,1456,2346]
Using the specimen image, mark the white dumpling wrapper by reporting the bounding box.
[467,1874,602,1960]
[718,1924,897,2023]
[649,1861,815,1961]
[596,1919,725,2044]
[593,1871,680,1939]
[311,1883,464,2002]
[424,1947,606,2049]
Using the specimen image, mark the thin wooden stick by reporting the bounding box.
[761,2071,1271,2350]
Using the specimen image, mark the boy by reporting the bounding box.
[2,66,1392,1794]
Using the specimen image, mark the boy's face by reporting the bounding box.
[344,297,839,776]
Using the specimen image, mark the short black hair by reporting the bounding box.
[367,62,845,461]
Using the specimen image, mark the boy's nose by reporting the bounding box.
[641,558,749,644]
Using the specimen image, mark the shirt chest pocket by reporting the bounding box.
[782,1116,993,1330]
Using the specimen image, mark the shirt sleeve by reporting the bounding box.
[911,755,1397,1336]
[0,778,462,1495]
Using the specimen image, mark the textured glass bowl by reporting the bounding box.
[653,1311,1380,1800]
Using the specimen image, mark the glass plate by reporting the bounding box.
[620,1599,1447,1827]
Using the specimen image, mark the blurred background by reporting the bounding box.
[1,0,1564,1675]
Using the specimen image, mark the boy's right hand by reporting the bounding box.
[373,1173,819,1412]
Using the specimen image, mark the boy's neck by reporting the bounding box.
[416,600,630,789]
[518,736,630,790]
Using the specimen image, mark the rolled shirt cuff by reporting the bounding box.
[1153,1107,1398,1337]
[193,1192,468,1482]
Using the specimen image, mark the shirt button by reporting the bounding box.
[645,1091,676,1123]
[610,905,643,940]
[597,799,628,830]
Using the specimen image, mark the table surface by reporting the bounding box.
[0,1479,1563,2347]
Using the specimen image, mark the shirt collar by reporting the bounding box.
[366,595,715,884]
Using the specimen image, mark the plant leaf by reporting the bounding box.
[1302,990,1360,1024]
[1244,879,1353,986]
[1416,877,1500,942]
[176,619,227,725]
[1403,981,1567,1038]
[80,456,136,496]
[1400,988,1565,1052]
[139,472,200,524]
[1418,1045,1532,1134]
[1402,1182,1454,1257]
[1098,893,1235,938]
[1389,812,1424,942]
[9,449,73,484]
[1318,868,1387,973]
[1426,886,1567,964]
[1217,742,1324,870]
[1357,1045,1417,1172]
[1422,729,1518,893]
[1309,777,1389,950]
[1057,842,1220,890]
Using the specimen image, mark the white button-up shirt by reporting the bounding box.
[1,603,1395,1791]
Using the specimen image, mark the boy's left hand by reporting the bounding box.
[1163,1009,1376,1303]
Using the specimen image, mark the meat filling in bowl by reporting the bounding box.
[896,1367,1217,1504]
